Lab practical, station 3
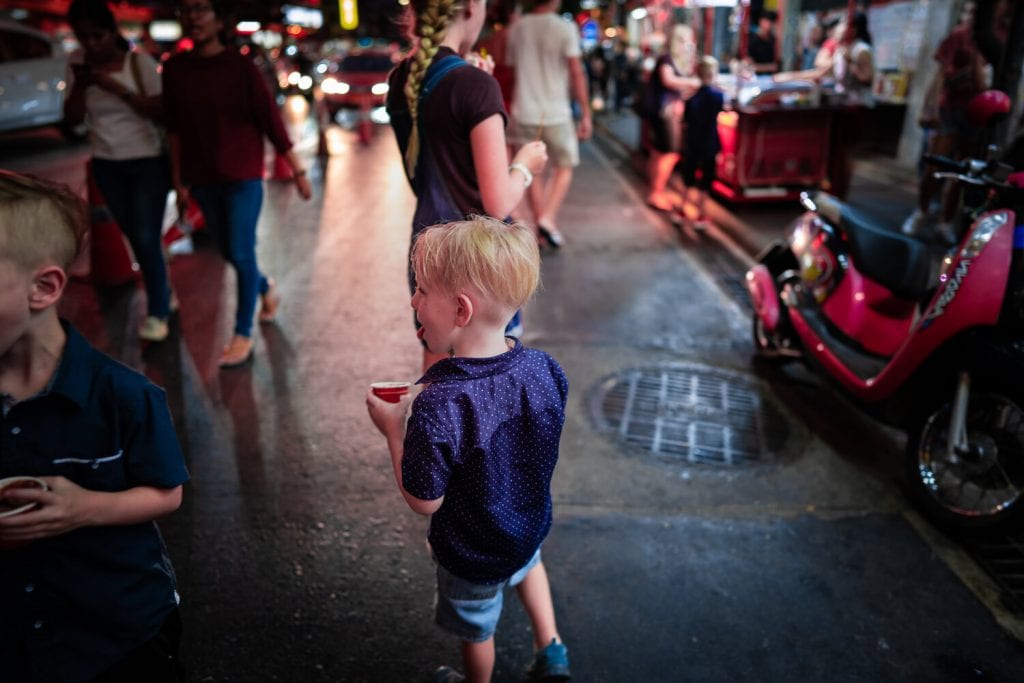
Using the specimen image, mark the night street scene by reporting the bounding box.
[2,0,1024,681]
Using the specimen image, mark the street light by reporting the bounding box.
[339,0,359,30]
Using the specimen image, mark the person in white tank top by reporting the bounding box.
[64,0,174,343]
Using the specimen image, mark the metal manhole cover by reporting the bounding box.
[589,362,791,466]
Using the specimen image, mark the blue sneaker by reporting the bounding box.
[432,666,465,683]
[527,639,571,681]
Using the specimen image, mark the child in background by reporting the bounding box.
[683,56,725,230]
[366,216,571,683]
[0,171,189,682]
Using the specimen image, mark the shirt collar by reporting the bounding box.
[417,337,524,385]
[49,320,93,409]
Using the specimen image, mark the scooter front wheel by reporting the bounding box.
[905,385,1024,531]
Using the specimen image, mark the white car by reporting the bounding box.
[0,20,69,134]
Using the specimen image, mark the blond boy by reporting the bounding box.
[0,171,189,681]
[367,216,571,683]
[683,55,725,230]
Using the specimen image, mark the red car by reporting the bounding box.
[320,50,395,117]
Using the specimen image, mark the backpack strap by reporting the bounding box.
[128,50,146,97]
[419,54,468,104]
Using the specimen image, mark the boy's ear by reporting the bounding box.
[454,293,474,328]
[28,265,68,312]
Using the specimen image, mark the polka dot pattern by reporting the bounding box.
[403,339,569,584]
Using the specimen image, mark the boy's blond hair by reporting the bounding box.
[698,55,718,82]
[412,216,541,312]
[0,171,87,272]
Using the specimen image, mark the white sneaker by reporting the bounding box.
[901,209,926,235]
[139,316,169,342]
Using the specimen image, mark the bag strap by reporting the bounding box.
[128,50,146,97]
[409,54,468,193]
[419,54,468,105]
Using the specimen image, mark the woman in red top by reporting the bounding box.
[163,0,312,368]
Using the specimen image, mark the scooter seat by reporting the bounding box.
[837,203,934,301]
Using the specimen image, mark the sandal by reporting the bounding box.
[219,335,254,368]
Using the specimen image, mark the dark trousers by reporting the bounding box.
[91,156,172,319]
[89,608,184,683]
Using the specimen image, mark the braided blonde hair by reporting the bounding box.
[404,0,464,179]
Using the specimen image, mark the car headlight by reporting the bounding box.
[370,82,389,96]
[321,78,350,95]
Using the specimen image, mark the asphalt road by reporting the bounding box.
[4,110,1024,682]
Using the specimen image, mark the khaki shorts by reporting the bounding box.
[508,119,579,168]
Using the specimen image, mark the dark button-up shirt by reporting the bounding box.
[685,84,724,159]
[0,322,189,683]
[402,339,568,584]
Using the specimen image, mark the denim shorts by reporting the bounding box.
[434,549,541,642]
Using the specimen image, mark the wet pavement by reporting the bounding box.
[8,109,1024,681]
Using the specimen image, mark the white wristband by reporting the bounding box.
[509,163,533,188]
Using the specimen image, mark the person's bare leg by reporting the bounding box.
[647,152,681,210]
[527,174,545,223]
[461,637,495,683]
[536,166,574,231]
[515,561,560,649]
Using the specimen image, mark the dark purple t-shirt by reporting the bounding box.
[387,47,507,220]
[402,340,569,584]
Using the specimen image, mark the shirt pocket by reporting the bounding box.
[51,449,128,491]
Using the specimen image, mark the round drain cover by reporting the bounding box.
[590,362,791,466]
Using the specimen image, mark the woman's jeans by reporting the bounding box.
[91,156,172,319]
[191,180,270,339]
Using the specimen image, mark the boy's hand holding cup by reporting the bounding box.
[0,476,49,550]
[367,382,412,441]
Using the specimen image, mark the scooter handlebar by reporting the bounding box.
[922,154,970,173]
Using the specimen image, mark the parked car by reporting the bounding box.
[0,20,70,135]
[319,50,395,117]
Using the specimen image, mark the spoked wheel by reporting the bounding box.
[906,387,1024,530]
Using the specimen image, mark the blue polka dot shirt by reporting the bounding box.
[402,338,569,584]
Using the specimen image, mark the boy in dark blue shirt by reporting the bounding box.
[683,56,725,230]
[367,216,570,683]
[0,171,189,682]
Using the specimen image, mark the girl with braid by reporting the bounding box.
[387,0,548,373]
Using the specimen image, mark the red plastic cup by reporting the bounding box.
[371,381,411,403]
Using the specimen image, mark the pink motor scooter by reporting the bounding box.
[746,125,1024,530]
